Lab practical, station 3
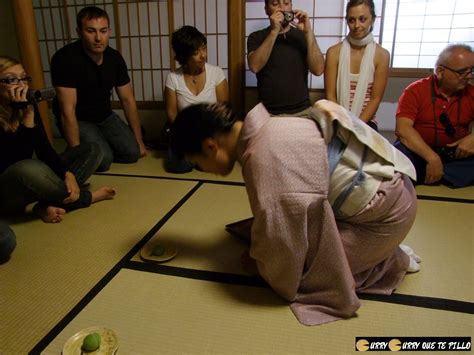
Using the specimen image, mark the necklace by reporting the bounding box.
[192,77,197,84]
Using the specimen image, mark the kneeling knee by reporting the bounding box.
[0,225,16,262]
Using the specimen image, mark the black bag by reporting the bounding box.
[435,146,457,163]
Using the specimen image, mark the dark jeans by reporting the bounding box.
[165,148,193,174]
[0,223,16,262]
[0,143,102,214]
[394,140,474,188]
[77,113,140,171]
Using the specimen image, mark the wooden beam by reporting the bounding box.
[228,0,245,117]
[12,0,53,143]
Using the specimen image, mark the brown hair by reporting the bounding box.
[76,6,110,30]
[346,0,376,31]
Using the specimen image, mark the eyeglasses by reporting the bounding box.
[440,65,473,78]
[0,76,32,85]
[439,112,456,137]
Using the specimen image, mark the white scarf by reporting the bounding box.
[336,33,376,117]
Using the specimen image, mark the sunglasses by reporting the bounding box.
[439,112,456,137]
[440,65,473,78]
[0,76,32,85]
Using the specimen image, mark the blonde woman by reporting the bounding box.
[325,0,389,131]
[0,56,115,223]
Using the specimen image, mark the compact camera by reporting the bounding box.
[10,87,56,109]
[27,87,56,103]
[282,11,295,27]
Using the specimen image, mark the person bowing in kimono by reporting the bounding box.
[169,100,421,326]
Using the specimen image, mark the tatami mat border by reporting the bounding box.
[30,182,203,354]
[416,195,474,204]
[96,172,473,203]
[95,172,246,187]
[124,261,474,315]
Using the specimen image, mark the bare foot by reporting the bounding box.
[91,186,116,204]
[33,205,66,223]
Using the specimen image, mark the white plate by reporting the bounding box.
[63,326,118,355]
[140,241,178,263]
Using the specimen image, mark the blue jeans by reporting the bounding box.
[0,143,102,214]
[394,140,474,188]
[0,223,16,263]
[78,113,140,171]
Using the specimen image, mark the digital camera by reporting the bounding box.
[282,11,294,26]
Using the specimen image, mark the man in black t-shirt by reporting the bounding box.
[247,0,325,116]
[51,6,146,172]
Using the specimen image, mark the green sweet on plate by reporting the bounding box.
[82,332,101,352]
[151,244,165,257]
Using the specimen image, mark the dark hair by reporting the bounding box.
[170,103,235,155]
[346,0,376,31]
[76,6,110,30]
[171,26,207,67]
[264,0,292,6]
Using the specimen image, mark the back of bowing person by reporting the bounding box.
[0,56,115,223]
[325,0,389,131]
[164,25,229,173]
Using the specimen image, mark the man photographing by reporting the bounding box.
[247,0,325,117]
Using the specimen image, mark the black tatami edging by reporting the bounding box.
[95,171,246,187]
[416,195,474,204]
[124,260,474,315]
[358,293,474,314]
[95,171,473,203]
[30,182,204,354]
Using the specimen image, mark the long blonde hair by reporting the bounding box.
[0,56,23,132]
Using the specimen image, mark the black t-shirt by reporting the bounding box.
[247,26,310,115]
[0,108,67,178]
[51,40,130,123]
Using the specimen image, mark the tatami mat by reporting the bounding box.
[2,154,472,353]
[136,183,473,303]
[0,175,196,353]
[396,199,474,302]
[101,149,244,183]
[43,269,472,354]
[132,184,252,274]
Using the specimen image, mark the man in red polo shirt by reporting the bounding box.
[395,44,473,188]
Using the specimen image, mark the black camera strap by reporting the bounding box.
[431,78,461,148]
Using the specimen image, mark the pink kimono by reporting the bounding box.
[235,103,417,326]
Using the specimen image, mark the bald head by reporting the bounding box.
[434,44,473,95]
[436,44,472,67]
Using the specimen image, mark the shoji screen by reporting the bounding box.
[33,0,229,104]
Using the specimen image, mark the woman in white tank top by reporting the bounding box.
[164,26,229,173]
[324,0,389,131]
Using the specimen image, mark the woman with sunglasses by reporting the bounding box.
[325,0,389,131]
[0,56,115,223]
[395,44,474,188]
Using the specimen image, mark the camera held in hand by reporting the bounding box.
[282,11,295,27]
[9,87,56,110]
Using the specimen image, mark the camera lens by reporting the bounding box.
[284,12,294,22]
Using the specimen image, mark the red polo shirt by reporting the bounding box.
[396,75,474,147]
